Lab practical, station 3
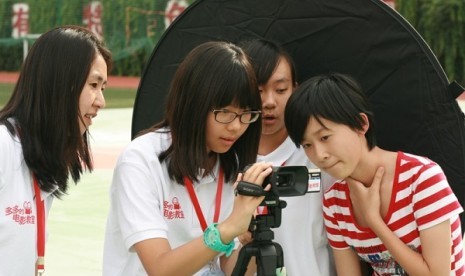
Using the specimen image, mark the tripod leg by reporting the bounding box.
[232,241,286,276]
[257,243,277,276]
[232,243,257,276]
[272,241,284,269]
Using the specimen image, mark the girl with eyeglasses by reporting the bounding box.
[103,41,271,275]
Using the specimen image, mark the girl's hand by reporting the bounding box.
[239,162,273,191]
[218,162,272,241]
[237,231,253,245]
[346,166,385,227]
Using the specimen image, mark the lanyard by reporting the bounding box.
[33,175,46,275]
[184,168,224,231]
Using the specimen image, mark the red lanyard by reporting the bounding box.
[33,175,45,275]
[183,168,224,231]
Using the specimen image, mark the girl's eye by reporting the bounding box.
[321,135,329,141]
[276,88,287,93]
[301,143,311,149]
[91,83,98,88]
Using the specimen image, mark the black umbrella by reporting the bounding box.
[132,0,465,230]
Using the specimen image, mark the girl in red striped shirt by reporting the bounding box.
[284,73,464,276]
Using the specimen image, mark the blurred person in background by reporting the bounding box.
[241,38,336,276]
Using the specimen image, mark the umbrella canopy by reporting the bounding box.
[132,0,465,229]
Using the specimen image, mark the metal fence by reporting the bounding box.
[0,0,193,76]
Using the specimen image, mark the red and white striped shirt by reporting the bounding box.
[323,152,464,275]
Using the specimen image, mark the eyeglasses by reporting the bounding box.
[211,109,262,124]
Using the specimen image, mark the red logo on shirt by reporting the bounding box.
[163,197,185,219]
[4,201,36,224]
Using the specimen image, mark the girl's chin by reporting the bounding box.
[79,124,89,135]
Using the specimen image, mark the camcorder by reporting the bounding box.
[236,165,322,230]
[237,165,315,197]
[232,165,323,275]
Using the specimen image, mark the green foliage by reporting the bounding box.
[397,0,465,85]
[2,0,461,83]
[0,0,22,70]
[0,0,196,76]
[101,0,163,75]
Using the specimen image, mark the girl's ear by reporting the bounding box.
[359,113,370,134]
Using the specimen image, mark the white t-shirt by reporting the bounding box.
[103,129,236,276]
[0,124,54,276]
[256,137,336,276]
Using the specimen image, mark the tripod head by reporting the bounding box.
[231,166,310,275]
[250,193,287,240]
[232,192,287,276]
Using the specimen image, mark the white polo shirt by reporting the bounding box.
[103,129,236,276]
[256,137,336,276]
[0,124,54,276]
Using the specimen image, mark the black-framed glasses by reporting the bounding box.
[211,109,262,124]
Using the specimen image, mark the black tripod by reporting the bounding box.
[232,197,287,276]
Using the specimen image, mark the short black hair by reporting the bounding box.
[240,38,296,86]
[285,73,376,149]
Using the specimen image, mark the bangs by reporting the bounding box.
[210,62,261,110]
[312,80,366,129]
[252,52,280,86]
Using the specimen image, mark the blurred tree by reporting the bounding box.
[398,0,465,85]
[1,0,462,80]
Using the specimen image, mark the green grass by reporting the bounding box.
[0,83,136,109]
[0,83,12,106]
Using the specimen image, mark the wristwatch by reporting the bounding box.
[203,223,235,257]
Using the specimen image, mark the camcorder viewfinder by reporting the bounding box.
[263,166,308,197]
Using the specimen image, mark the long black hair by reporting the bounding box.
[141,41,262,184]
[0,25,112,197]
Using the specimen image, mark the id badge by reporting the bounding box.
[307,169,321,193]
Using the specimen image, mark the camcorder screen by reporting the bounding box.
[264,166,309,197]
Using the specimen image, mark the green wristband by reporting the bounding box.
[203,223,235,257]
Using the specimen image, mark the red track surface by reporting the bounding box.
[0,71,138,170]
[1,71,463,99]
[0,71,140,89]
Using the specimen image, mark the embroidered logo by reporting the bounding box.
[5,201,36,225]
[163,197,185,219]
